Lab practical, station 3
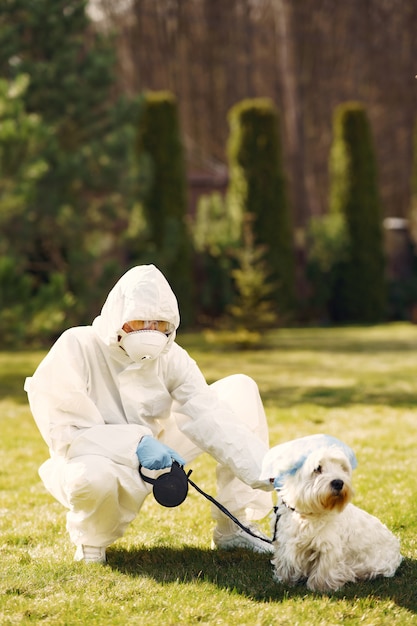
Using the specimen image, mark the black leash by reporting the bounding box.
[271,506,281,542]
[140,461,274,545]
[186,469,273,545]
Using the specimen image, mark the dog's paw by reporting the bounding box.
[306,573,345,593]
[273,569,305,587]
[272,570,285,584]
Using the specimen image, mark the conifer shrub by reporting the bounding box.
[391,117,417,321]
[0,1,144,343]
[305,212,349,322]
[0,256,32,346]
[227,98,295,318]
[327,101,386,322]
[226,215,278,330]
[203,214,278,349]
[192,192,238,322]
[136,91,193,325]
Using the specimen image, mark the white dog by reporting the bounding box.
[260,435,402,593]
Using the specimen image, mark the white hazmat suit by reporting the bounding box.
[25,265,272,551]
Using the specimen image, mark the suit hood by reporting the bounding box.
[92,265,180,347]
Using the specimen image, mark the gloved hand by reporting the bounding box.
[136,436,186,470]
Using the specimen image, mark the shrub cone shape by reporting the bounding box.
[329,102,386,322]
[227,98,295,317]
[137,91,193,325]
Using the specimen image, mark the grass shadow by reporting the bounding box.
[262,325,417,355]
[260,384,417,409]
[180,325,417,356]
[108,546,417,613]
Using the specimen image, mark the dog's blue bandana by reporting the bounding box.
[260,434,358,490]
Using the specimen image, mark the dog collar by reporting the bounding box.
[281,498,296,512]
[279,495,313,517]
[275,489,296,512]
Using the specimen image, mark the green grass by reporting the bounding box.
[1,323,417,625]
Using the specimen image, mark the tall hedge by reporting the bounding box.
[136,91,193,325]
[329,102,386,322]
[227,98,295,316]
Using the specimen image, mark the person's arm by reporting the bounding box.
[27,329,153,468]
[165,346,271,490]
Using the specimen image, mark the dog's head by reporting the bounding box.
[279,446,354,515]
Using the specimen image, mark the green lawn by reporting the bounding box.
[1,323,416,625]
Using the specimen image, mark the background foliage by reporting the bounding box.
[227,98,295,318]
[306,103,386,323]
[136,91,193,326]
[1,1,417,346]
[0,0,143,343]
[327,102,386,323]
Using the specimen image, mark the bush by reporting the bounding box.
[226,215,279,332]
[0,256,32,345]
[192,192,238,322]
[0,2,144,343]
[305,213,349,322]
[136,91,193,326]
[227,98,295,318]
[27,273,77,345]
[0,255,77,347]
[327,102,386,322]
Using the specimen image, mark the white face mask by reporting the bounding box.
[120,330,169,362]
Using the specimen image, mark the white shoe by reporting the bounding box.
[74,545,107,563]
[211,523,274,554]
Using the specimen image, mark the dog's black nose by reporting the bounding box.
[331,479,344,492]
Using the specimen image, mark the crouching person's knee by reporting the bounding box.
[64,455,119,509]
[212,373,266,432]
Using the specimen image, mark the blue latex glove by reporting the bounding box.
[136,436,185,470]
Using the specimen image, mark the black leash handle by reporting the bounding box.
[186,470,273,545]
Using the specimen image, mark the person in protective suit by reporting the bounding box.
[25,264,274,563]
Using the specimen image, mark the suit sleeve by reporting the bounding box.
[166,346,270,490]
[26,330,152,468]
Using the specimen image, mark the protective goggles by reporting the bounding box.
[124,320,175,335]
